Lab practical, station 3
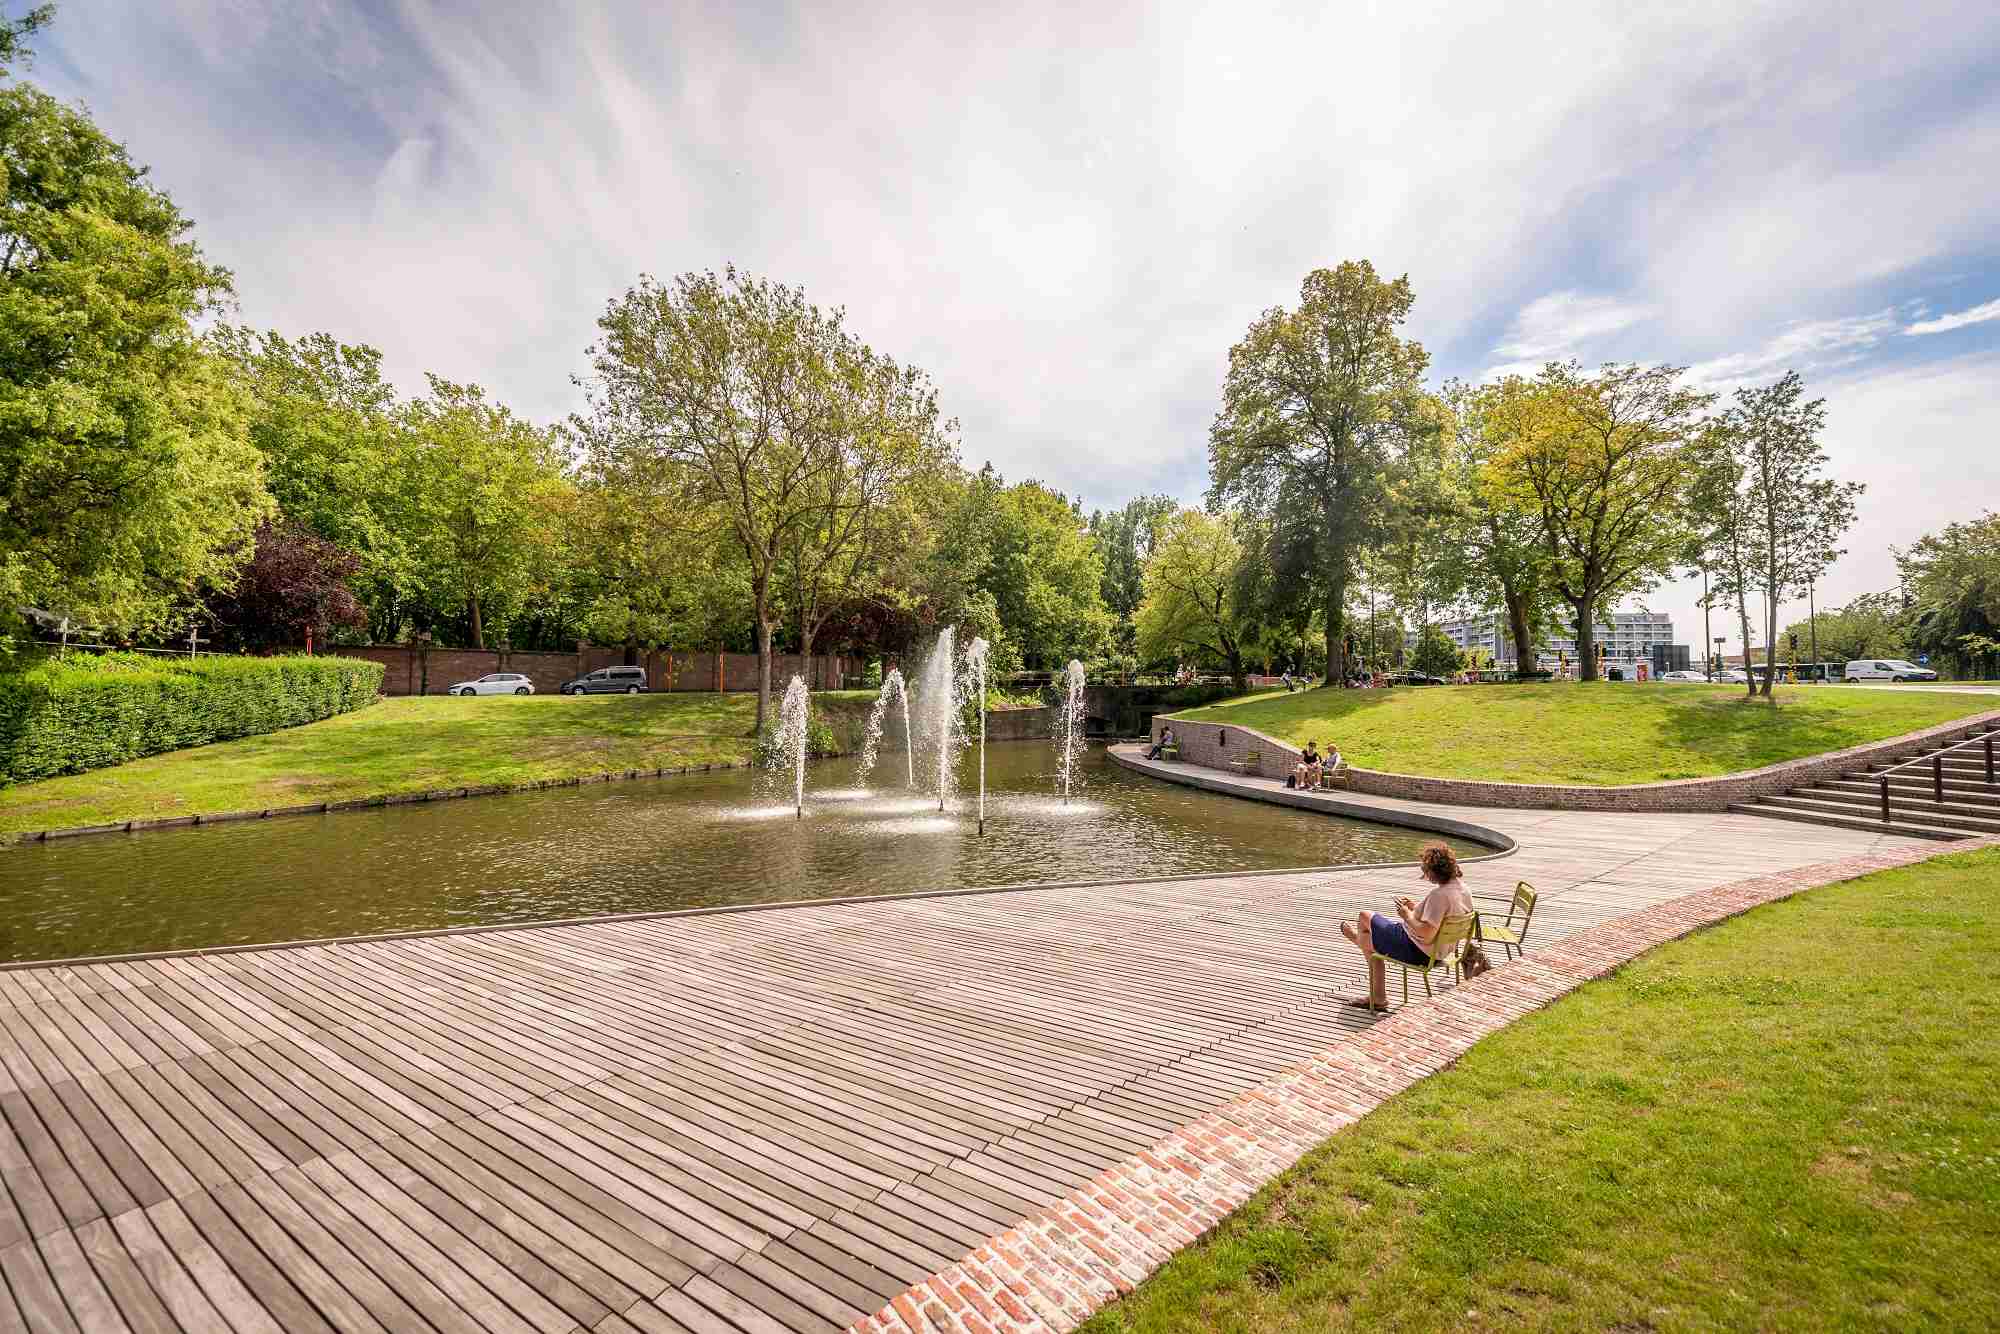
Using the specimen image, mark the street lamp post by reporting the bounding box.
[1808,574,1818,679]
[1701,566,1712,679]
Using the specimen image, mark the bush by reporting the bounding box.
[0,652,384,783]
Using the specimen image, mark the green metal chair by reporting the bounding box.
[1377,910,1479,1004]
[1475,881,1538,961]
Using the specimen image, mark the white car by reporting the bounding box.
[1844,659,1938,683]
[1659,670,1710,682]
[1716,668,1750,684]
[448,672,535,696]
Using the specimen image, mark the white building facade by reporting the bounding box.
[1409,609,1676,672]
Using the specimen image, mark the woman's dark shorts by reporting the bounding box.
[1370,913,1431,966]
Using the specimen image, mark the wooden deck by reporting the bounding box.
[0,763,1920,1332]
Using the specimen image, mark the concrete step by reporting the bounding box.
[1791,786,2000,826]
[1760,793,2000,836]
[1728,801,1968,841]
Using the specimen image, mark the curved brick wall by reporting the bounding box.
[1150,707,2000,812]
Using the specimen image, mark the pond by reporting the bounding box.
[0,743,1478,964]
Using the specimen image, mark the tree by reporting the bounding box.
[1409,625,1462,680]
[1,20,270,641]
[1134,509,1252,688]
[1691,433,1763,698]
[984,481,1113,669]
[1089,495,1176,651]
[210,327,418,641]
[0,5,52,69]
[1210,261,1429,686]
[1897,510,2000,678]
[1487,362,1711,681]
[207,520,366,650]
[780,352,957,664]
[581,268,857,730]
[404,378,567,648]
[1713,372,1862,696]
[1435,381,1559,672]
[1780,590,1906,665]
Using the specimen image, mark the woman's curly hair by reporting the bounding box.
[1418,841,1461,885]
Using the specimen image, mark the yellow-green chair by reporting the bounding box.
[1376,911,1479,1004]
[1475,881,1538,961]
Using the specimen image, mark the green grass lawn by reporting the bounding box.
[1080,846,2000,1333]
[1175,683,1995,785]
[0,691,876,837]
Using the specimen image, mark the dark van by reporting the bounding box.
[560,665,650,695]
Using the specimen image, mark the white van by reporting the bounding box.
[1844,659,1938,683]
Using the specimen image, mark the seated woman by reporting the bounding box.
[1146,726,1176,760]
[1341,842,1474,1011]
[1315,744,1343,787]
[1292,740,1322,788]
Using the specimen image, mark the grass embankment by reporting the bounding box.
[0,691,876,838]
[1082,846,2000,1332]
[1175,683,1994,785]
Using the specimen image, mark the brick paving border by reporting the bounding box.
[846,834,1998,1334]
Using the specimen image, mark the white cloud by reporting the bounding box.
[1684,309,1901,390]
[1493,291,1657,362]
[26,0,2000,517]
[1905,297,2000,336]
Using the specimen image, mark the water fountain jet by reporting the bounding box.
[921,626,960,811]
[769,675,811,820]
[857,668,913,788]
[963,638,990,834]
[1055,659,1087,803]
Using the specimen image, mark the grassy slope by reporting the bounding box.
[1081,846,2000,1333]
[1175,683,1995,785]
[0,691,876,837]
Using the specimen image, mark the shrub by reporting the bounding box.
[0,652,384,783]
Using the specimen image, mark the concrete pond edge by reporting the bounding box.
[1149,705,2000,812]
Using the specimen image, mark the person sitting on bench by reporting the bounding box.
[1291,740,1322,788]
[1146,726,1177,760]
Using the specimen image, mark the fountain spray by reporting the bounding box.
[773,675,810,819]
[1056,659,1087,803]
[964,638,990,834]
[857,668,913,787]
[930,626,958,810]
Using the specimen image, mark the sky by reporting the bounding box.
[23,0,2000,654]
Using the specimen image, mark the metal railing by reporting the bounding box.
[1878,726,1998,823]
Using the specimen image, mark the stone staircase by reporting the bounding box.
[1731,719,2000,840]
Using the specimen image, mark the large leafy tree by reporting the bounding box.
[985,480,1113,669]
[1209,261,1429,685]
[210,327,419,641]
[206,520,366,651]
[1089,494,1176,651]
[1710,372,1862,696]
[1134,508,1252,687]
[1,13,269,640]
[581,268,857,729]
[403,377,568,649]
[1897,510,2000,678]
[1487,362,1711,681]
[1434,381,1558,672]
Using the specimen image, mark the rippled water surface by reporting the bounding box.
[0,744,1473,962]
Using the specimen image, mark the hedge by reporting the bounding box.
[0,652,385,783]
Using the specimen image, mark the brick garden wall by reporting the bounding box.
[1151,708,2000,811]
[314,645,850,696]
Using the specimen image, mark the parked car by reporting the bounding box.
[1659,670,1710,682]
[448,672,534,696]
[1716,668,1750,684]
[1844,659,1938,683]
[560,665,651,695]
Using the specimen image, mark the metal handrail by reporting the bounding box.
[1878,725,1999,823]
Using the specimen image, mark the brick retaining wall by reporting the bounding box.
[1150,707,2000,811]
[315,645,850,696]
